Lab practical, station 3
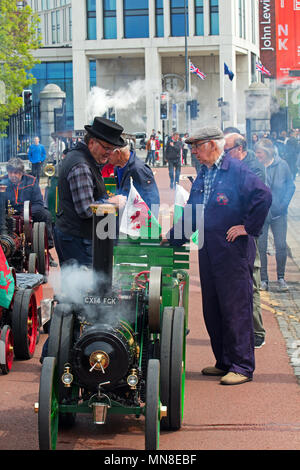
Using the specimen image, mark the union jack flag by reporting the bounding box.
[256,61,271,76]
[190,61,206,80]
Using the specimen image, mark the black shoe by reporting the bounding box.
[254,335,265,349]
[39,355,44,365]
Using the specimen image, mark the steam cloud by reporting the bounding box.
[86,80,146,124]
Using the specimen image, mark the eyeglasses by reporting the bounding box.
[191,141,210,150]
[225,145,239,153]
[94,139,116,153]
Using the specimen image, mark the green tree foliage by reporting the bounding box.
[0,1,41,135]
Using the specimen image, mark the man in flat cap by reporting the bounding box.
[162,126,272,385]
[54,117,127,267]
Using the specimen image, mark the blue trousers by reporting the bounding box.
[53,226,92,267]
[198,238,255,378]
[258,214,287,281]
[168,160,181,187]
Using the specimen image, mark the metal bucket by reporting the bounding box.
[92,402,110,424]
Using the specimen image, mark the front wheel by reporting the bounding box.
[145,359,160,450]
[38,356,59,450]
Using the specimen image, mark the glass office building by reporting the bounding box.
[27,0,259,136]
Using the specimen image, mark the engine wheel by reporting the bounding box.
[38,356,59,450]
[47,305,64,358]
[145,359,160,450]
[11,288,38,360]
[148,266,162,333]
[159,306,174,430]
[0,325,14,374]
[169,306,186,430]
[33,222,49,277]
[28,252,38,273]
[58,314,77,428]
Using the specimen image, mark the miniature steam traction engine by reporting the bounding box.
[0,185,49,277]
[36,203,190,450]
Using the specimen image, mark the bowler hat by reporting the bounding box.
[84,117,125,147]
[185,126,224,145]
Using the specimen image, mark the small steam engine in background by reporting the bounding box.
[37,204,190,450]
[0,186,49,277]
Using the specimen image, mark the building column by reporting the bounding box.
[203,0,210,36]
[116,0,124,39]
[149,0,155,38]
[97,0,104,39]
[163,0,170,37]
[188,0,195,37]
[219,0,237,127]
[145,47,162,135]
[73,51,90,128]
[72,2,90,129]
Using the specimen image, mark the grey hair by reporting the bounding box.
[214,138,226,152]
[7,158,25,173]
[254,138,275,159]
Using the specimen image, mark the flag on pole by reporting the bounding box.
[256,61,271,76]
[0,245,15,309]
[119,179,161,239]
[174,185,199,245]
[190,61,206,80]
[224,62,234,81]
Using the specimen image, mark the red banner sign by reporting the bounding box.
[276,0,300,83]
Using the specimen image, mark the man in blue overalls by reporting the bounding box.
[163,127,272,385]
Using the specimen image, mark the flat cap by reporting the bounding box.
[185,126,224,144]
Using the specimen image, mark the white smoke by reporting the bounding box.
[86,80,146,123]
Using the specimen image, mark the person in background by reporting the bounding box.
[27,136,46,182]
[165,132,182,189]
[224,133,267,349]
[108,142,160,218]
[255,138,295,292]
[182,133,189,165]
[285,130,299,180]
[3,157,57,267]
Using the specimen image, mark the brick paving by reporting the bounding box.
[259,173,300,384]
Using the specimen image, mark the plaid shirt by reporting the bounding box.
[201,153,224,208]
[67,163,107,218]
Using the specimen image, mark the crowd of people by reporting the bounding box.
[4,118,298,384]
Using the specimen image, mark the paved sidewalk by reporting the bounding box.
[261,174,300,384]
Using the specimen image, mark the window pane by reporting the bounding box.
[195,0,203,36]
[47,62,64,79]
[104,17,117,38]
[124,16,149,38]
[90,60,96,88]
[156,14,164,37]
[124,0,148,8]
[87,18,97,39]
[171,0,188,37]
[104,0,116,9]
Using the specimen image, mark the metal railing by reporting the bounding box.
[0,105,40,162]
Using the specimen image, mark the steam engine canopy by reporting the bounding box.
[72,324,135,390]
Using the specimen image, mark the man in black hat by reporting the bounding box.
[54,117,127,267]
[162,126,272,386]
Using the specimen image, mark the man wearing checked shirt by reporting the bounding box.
[162,126,272,385]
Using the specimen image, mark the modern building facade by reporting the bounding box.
[27,0,261,136]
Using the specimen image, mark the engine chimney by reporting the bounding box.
[91,203,117,292]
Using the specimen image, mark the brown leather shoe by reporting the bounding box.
[201,366,227,376]
[220,372,252,385]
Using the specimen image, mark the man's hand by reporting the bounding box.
[109,194,127,209]
[226,225,248,242]
[160,236,169,246]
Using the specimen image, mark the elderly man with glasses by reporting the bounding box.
[162,126,272,385]
[54,117,126,267]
